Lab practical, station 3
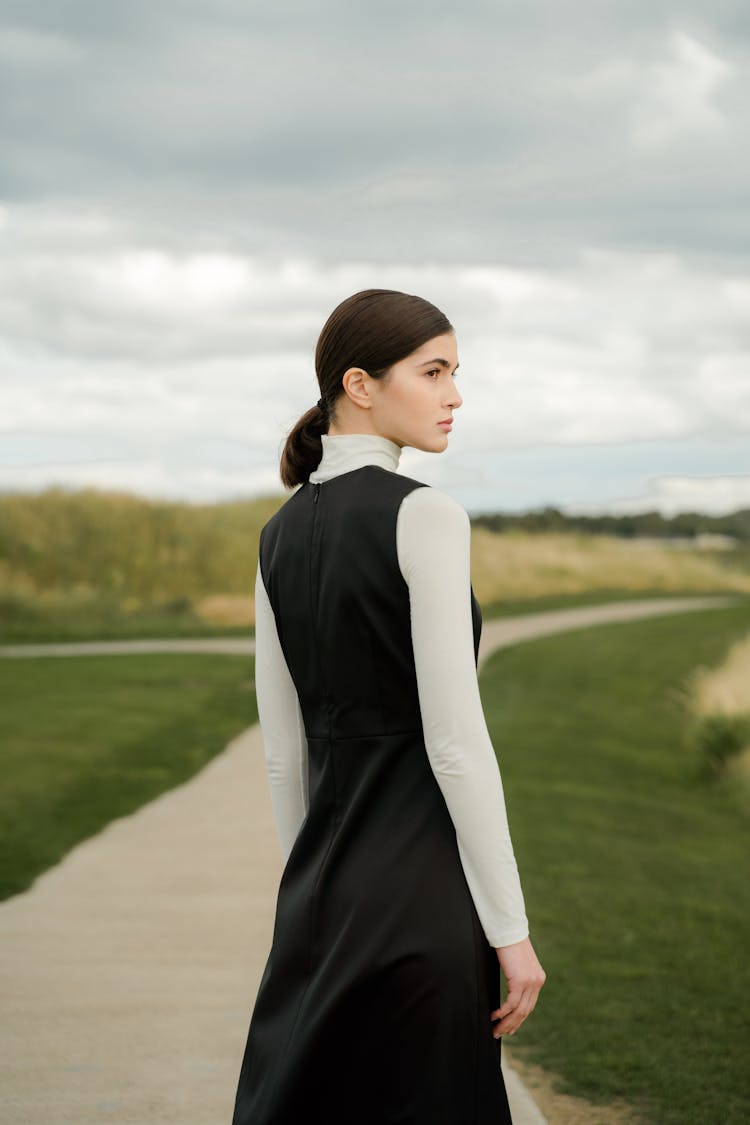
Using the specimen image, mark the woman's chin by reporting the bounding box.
[406,431,452,454]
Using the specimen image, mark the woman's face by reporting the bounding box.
[373,331,462,452]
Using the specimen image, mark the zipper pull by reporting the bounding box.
[313,482,321,504]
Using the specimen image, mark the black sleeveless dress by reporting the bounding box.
[231,466,513,1124]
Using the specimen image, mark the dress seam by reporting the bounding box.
[305,727,423,742]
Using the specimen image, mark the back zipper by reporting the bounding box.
[309,479,331,719]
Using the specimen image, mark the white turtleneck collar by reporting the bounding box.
[308,432,403,483]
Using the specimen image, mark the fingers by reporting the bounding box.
[495,992,536,1037]
[492,988,522,1022]
[489,985,542,1039]
[491,936,547,1039]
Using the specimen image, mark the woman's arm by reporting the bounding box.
[396,485,530,949]
[254,559,309,862]
[398,486,545,1036]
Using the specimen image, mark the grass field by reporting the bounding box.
[481,602,750,1125]
[1,585,741,644]
[2,483,748,643]
[0,654,256,900]
[2,601,749,1122]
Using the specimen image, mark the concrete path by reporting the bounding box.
[0,595,738,662]
[0,595,739,1124]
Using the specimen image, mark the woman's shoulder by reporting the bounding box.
[397,481,470,528]
[396,486,471,581]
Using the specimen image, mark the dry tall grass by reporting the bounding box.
[193,530,750,628]
[2,488,748,630]
[684,632,750,785]
[469,528,750,605]
[689,633,750,717]
[195,593,254,628]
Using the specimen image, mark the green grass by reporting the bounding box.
[0,654,256,900]
[3,597,749,1121]
[1,586,740,644]
[482,603,750,1125]
[0,590,251,643]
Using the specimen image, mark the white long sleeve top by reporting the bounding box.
[254,432,529,948]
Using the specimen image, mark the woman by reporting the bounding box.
[232,289,545,1124]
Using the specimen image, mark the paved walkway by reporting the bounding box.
[0,596,739,665]
[0,595,738,1123]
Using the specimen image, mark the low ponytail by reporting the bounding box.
[279,400,331,490]
[278,289,452,490]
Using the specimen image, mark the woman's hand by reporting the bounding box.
[490,936,546,1039]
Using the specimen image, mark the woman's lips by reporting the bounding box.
[438,421,453,430]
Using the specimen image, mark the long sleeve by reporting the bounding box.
[396,486,529,948]
[253,559,309,862]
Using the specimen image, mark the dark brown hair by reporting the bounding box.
[279,288,453,489]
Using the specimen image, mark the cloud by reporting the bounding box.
[0,456,281,504]
[575,29,734,150]
[0,3,748,513]
[631,31,731,147]
[1,208,747,488]
[2,8,748,263]
[575,473,750,516]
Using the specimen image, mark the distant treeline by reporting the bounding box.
[472,505,750,541]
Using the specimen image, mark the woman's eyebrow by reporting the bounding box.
[417,358,460,370]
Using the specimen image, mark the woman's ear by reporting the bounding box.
[340,367,373,411]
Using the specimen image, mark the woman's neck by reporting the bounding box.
[308,432,403,483]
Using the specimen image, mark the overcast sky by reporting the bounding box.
[1,0,748,515]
